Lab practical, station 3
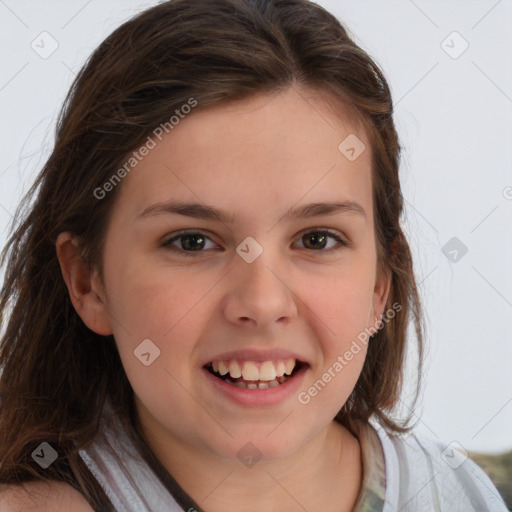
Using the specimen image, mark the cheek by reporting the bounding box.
[104,268,214,426]
[103,254,207,337]
[299,336,368,418]
[102,259,219,377]
[297,260,375,346]
[291,255,375,409]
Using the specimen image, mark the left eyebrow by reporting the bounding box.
[137,200,367,224]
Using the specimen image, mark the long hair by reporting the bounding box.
[0,0,424,509]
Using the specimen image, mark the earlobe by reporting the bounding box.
[55,232,113,336]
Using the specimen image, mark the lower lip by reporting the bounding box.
[202,365,308,407]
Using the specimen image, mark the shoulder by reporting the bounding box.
[0,480,94,512]
[373,424,509,511]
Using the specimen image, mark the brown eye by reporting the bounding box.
[177,233,206,251]
[296,230,347,252]
[161,228,348,257]
[162,230,217,256]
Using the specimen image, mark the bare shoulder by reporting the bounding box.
[0,480,94,512]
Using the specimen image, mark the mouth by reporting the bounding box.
[203,358,307,390]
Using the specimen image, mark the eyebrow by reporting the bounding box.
[137,200,367,224]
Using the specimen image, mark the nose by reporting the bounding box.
[223,246,298,329]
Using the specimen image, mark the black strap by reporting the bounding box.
[127,414,206,512]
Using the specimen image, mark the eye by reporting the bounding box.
[161,228,348,256]
[294,229,348,252]
[161,230,218,256]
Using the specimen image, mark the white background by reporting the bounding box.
[0,0,511,453]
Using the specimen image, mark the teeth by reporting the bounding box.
[211,358,298,381]
[228,360,242,378]
[218,361,229,376]
[259,361,276,381]
[224,378,286,389]
[284,358,295,375]
[241,361,260,381]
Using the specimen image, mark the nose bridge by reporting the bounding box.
[239,246,279,290]
[225,235,297,326]
[236,237,284,297]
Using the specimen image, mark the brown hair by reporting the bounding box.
[0,0,424,509]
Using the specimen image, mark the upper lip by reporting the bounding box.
[201,348,309,368]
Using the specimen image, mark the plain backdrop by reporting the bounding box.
[0,0,511,453]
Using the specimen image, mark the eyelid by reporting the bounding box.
[297,226,348,243]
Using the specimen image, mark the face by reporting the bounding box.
[91,86,390,462]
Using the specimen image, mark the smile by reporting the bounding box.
[205,358,304,389]
[203,358,309,405]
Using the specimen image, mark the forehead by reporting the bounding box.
[112,87,373,226]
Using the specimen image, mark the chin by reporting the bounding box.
[206,428,308,465]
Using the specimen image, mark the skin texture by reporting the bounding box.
[57,86,391,512]
[0,481,94,512]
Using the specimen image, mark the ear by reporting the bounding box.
[55,232,113,336]
[370,265,392,329]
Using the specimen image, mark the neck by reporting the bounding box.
[133,404,363,512]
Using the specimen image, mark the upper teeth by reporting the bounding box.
[211,359,297,381]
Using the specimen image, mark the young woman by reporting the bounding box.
[0,0,508,510]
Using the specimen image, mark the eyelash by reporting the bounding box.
[161,229,348,257]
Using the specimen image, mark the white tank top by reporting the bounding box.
[78,400,508,511]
